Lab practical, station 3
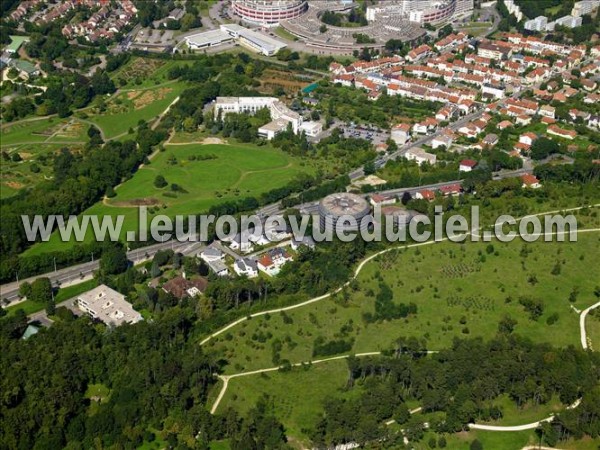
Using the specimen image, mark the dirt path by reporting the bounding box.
[204,205,600,435]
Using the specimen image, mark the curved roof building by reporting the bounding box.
[232,0,308,27]
[319,193,371,232]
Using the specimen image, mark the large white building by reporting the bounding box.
[555,15,583,28]
[184,24,287,56]
[77,285,143,327]
[366,0,473,25]
[231,0,308,27]
[572,0,600,17]
[215,96,307,139]
[524,15,548,32]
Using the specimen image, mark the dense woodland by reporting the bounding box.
[0,305,289,449]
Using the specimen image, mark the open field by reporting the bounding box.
[24,142,314,255]
[0,117,87,146]
[207,231,600,375]
[216,359,362,444]
[84,81,186,139]
[1,143,83,199]
[588,311,600,352]
[110,57,190,89]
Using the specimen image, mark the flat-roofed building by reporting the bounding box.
[185,29,234,50]
[77,285,143,327]
[216,96,302,139]
[220,24,286,56]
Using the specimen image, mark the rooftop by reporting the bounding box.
[77,285,143,327]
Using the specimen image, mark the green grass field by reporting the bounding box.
[588,312,600,352]
[207,232,600,375]
[0,117,81,146]
[24,142,314,255]
[216,359,362,444]
[85,81,186,139]
[110,57,190,89]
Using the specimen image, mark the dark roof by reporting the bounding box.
[162,276,207,299]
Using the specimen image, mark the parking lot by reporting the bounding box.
[341,124,390,145]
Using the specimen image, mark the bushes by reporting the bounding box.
[312,336,354,357]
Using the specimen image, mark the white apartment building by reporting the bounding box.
[524,15,547,31]
[572,0,599,17]
[215,96,302,139]
[77,285,143,327]
[555,15,583,28]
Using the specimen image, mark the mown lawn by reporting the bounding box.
[1,117,71,146]
[207,231,600,375]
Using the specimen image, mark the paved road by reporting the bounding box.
[1,241,203,304]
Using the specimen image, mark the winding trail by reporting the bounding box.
[580,301,600,350]
[200,205,600,347]
[204,205,600,433]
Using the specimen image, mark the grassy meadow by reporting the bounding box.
[206,231,600,375]
[24,142,314,255]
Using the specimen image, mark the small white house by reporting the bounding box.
[405,147,437,166]
[230,233,254,254]
[459,160,478,172]
[234,258,259,278]
[199,246,224,264]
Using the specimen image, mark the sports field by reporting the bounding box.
[24,142,313,255]
[206,231,600,375]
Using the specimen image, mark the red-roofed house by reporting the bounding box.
[439,183,462,196]
[521,174,541,189]
[547,125,577,140]
[415,189,435,201]
[459,160,478,172]
[519,132,538,146]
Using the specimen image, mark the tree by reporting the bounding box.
[29,278,52,303]
[401,191,412,205]
[99,243,128,276]
[394,403,411,424]
[530,137,560,161]
[363,161,376,176]
[438,436,447,448]
[19,282,32,299]
[182,117,197,133]
[470,439,483,450]
[154,175,168,188]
